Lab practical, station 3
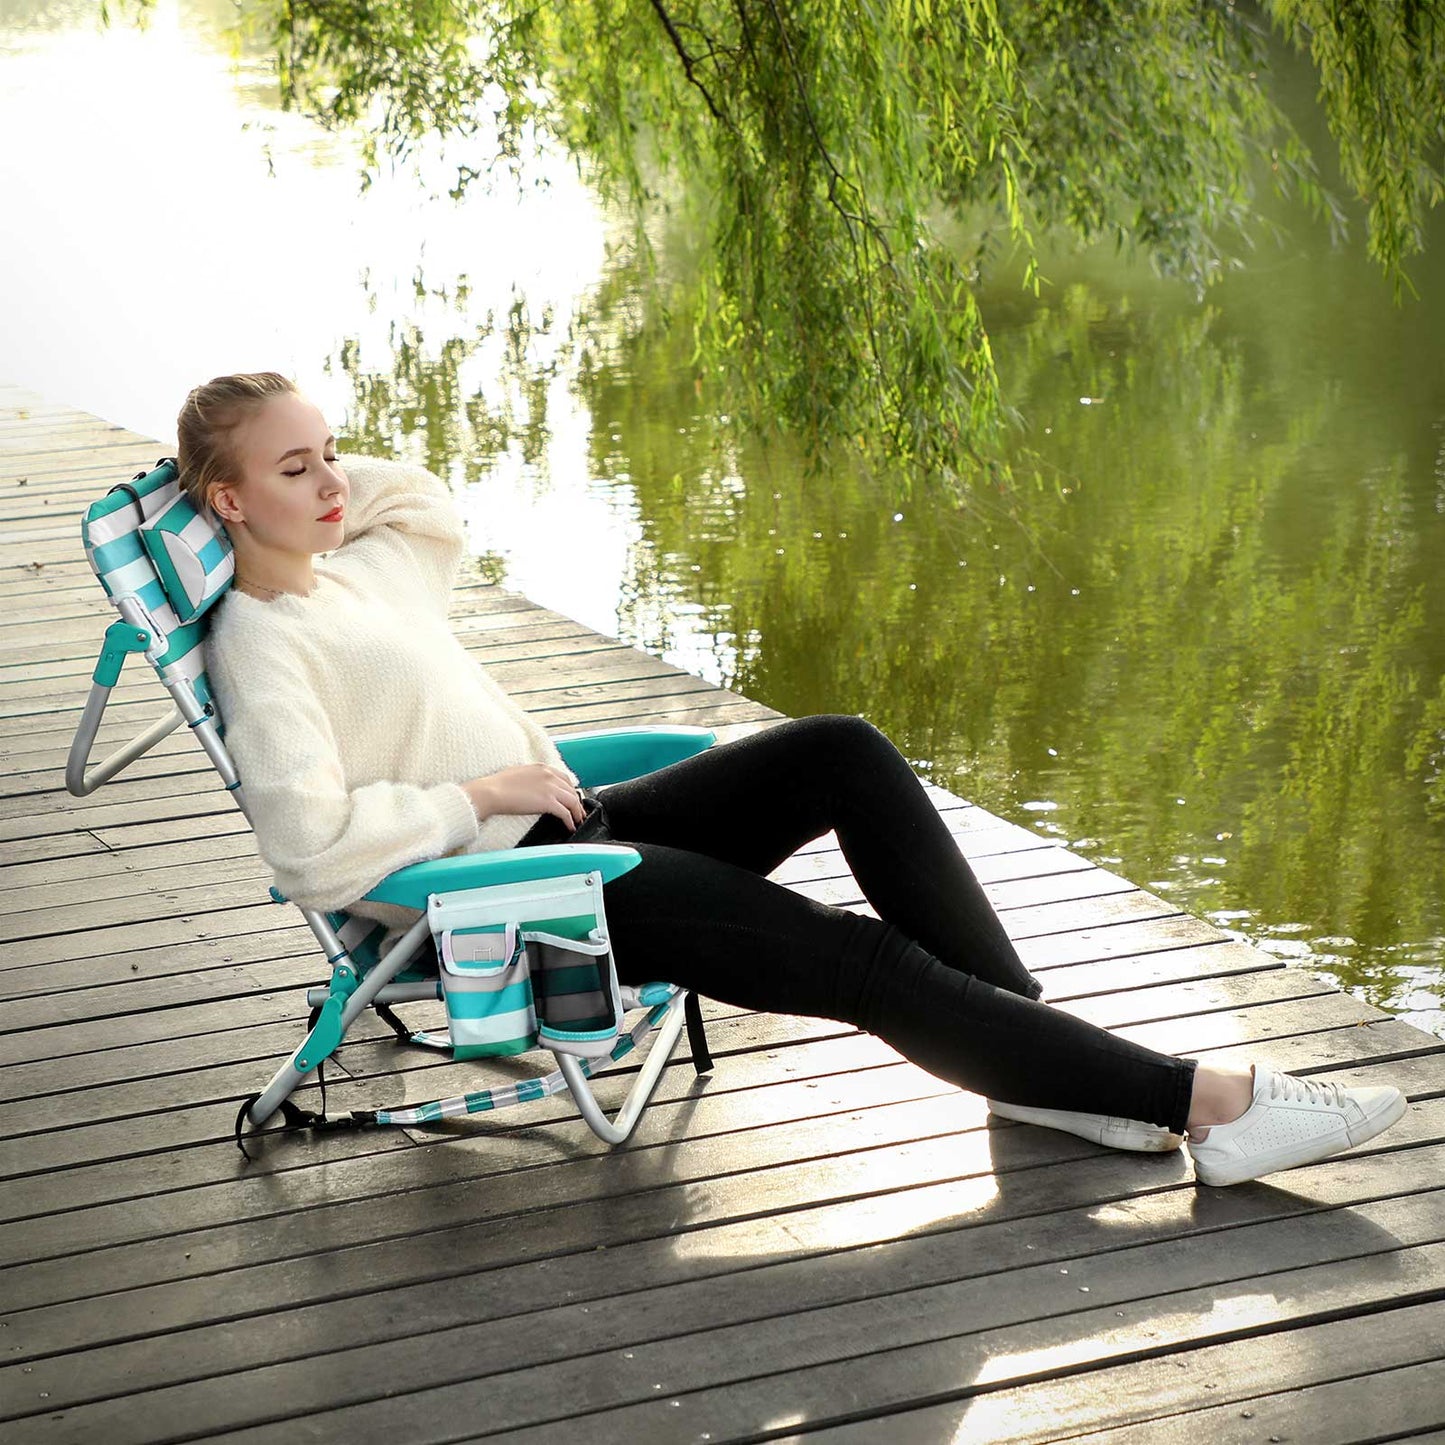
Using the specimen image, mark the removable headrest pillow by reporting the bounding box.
[138,488,235,624]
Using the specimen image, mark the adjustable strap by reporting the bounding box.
[233,1092,378,1160]
[684,990,713,1075]
[373,1002,450,1052]
[234,1093,262,1159]
[374,1002,418,1044]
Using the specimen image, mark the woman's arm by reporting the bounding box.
[464,765,587,832]
[335,454,467,613]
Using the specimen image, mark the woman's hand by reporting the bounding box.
[464,765,585,831]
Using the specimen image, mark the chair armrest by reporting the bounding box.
[552,725,715,786]
[361,843,642,910]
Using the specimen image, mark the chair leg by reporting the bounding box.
[244,915,434,1130]
[557,989,693,1145]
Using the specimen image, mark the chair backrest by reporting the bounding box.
[79,456,234,720]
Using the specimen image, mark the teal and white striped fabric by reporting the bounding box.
[139,488,234,623]
[372,997,673,1125]
[79,457,232,716]
[438,921,538,1058]
[525,929,624,1058]
[324,908,434,982]
[435,923,627,1059]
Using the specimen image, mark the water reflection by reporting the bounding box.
[562,261,1445,1036]
[1,0,1440,1035]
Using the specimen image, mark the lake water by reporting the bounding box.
[3,0,1441,1036]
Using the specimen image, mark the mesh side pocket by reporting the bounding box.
[524,930,623,1059]
[438,922,537,1059]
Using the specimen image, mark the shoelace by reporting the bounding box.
[1265,1071,1345,1108]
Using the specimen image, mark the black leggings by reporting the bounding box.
[519,715,1197,1134]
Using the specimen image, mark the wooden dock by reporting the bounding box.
[2,380,1443,1444]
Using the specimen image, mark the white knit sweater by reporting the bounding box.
[205,454,566,936]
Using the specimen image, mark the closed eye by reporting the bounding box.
[283,455,339,477]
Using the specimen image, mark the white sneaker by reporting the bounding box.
[987,1098,1184,1153]
[1188,1066,1407,1187]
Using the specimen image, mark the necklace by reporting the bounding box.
[235,575,313,601]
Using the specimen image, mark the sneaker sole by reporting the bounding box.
[1192,1090,1408,1187]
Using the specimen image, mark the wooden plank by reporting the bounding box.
[0,789,242,852]
[0,445,151,477]
[1114,989,1388,1054]
[35,1177,1443,1445]
[0,435,157,469]
[10,1164,1445,1440]
[84,812,262,852]
[0,923,1338,1141]
[0,921,314,1004]
[0,868,273,944]
[8,1046,1433,1294]
[0,666,770,748]
[784,1300,1445,1443]
[1060,1359,1445,1443]
[0,846,266,909]
[397,1236,1445,1445]
[4,1037,1439,1333]
[0,994,1367,1249]
[11,788,963,940]
[339,996,1444,1134]
[0,614,615,701]
[1199,1017,1445,1077]
[0,848,1110,978]
[0,895,297,972]
[0,628,605,709]
[1,671,766,768]
[1038,941,1282,999]
[0,1009,922,1174]
[0,751,233,826]
[0,636,650,723]
[0,829,111,866]
[1018,914,1244,970]
[0,571,94,604]
[0,580,537,661]
[5,1028,1437,1311]
[0,1008,398,1108]
[0,838,1134,952]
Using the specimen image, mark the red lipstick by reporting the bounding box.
[318,507,343,523]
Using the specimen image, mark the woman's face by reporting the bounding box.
[210,391,350,553]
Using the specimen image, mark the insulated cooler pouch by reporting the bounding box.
[524,929,623,1059]
[438,921,538,1058]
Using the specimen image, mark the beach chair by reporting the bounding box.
[67,455,714,1154]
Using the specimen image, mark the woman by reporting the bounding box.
[185,371,1406,1188]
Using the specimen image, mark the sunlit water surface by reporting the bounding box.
[3,0,1441,1036]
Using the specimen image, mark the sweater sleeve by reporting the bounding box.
[335,454,466,614]
[211,638,482,913]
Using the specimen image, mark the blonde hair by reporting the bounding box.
[175,372,299,519]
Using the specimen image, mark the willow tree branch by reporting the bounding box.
[758,0,893,420]
[760,0,894,265]
[648,0,733,129]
